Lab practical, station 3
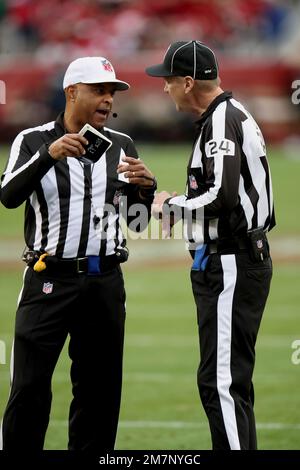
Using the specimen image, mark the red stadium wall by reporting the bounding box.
[0,59,299,144]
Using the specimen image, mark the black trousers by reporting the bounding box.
[1,265,126,451]
[191,252,272,450]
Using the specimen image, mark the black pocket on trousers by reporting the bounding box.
[246,267,272,281]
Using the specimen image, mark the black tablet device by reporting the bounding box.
[78,123,112,164]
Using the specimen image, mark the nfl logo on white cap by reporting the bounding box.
[63,56,130,91]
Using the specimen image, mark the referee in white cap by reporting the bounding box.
[0,56,156,451]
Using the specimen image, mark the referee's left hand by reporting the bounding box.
[152,190,178,238]
[152,191,177,217]
[117,156,155,188]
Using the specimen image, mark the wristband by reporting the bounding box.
[139,176,157,199]
[139,176,157,190]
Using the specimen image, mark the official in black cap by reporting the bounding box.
[146,40,218,80]
[145,40,275,450]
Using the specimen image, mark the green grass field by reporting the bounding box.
[0,144,300,450]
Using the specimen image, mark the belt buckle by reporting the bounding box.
[76,257,87,273]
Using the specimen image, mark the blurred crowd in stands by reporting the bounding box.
[0,0,298,62]
[0,0,300,144]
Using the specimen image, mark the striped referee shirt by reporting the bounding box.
[0,112,153,258]
[164,91,275,247]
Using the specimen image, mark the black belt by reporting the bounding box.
[206,238,250,255]
[28,254,120,275]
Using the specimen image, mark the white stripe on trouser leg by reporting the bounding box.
[0,267,28,450]
[217,255,240,450]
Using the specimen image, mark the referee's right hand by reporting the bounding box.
[48,134,89,161]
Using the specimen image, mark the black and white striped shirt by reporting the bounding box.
[0,112,152,258]
[164,91,275,247]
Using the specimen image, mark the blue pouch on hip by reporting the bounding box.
[87,255,101,275]
[191,244,209,272]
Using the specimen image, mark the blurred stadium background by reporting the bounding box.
[0,0,300,450]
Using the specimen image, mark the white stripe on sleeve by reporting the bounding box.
[168,101,227,211]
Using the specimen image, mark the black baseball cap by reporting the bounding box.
[145,40,218,80]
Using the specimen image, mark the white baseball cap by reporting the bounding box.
[63,56,130,91]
